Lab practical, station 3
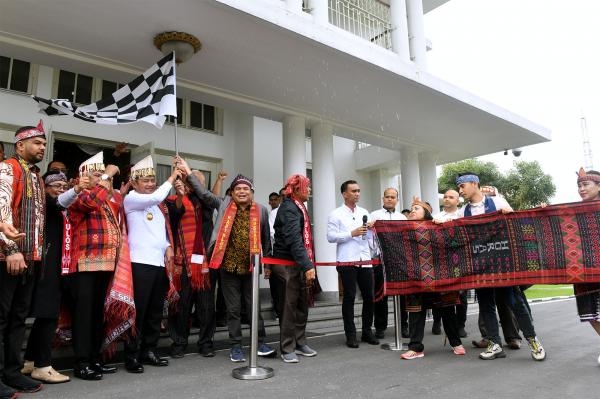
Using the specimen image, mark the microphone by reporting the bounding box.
[362,215,368,240]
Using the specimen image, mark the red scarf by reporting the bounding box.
[167,195,210,291]
[60,210,73,275]
[292,196,314,262]
[209,201,261,270]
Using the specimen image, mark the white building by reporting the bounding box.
[0,0,549,298]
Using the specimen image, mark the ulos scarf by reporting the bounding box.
[209,201,261,270]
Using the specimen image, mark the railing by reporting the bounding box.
[328,0,392,50]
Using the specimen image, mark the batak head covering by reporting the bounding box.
[230,174,254,191]
[44,171,67,185]
[14,120,46,143]
[411,196,433,214]
[79,151,105,175]
[130,155,155,180]
[577,167,600,184]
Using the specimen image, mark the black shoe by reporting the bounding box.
[170,346,186,359]
[125,359,144,374]
[346,336,359,348]
[73,366,102,381]
[92,362,117,374]
[199,346,216,358]
[458,327,468,338]
[431,320,442,335]
[3,374,43,393]
[140,351,169,367]
[375,330,385,339]
[401,326,410,339]
[361,333,380,345]
[0,381,17,399]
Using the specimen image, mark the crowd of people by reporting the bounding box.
[0,121,599,399]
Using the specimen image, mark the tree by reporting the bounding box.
[500,160,556,210]
[437,159,556,210]
[437,159,503,194]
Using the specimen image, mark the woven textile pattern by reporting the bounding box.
[375,201,600,295]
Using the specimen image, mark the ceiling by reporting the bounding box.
[0,0,549,164]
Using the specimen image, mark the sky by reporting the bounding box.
[424,0,600,203]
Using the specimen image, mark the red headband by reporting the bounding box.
[411,196,432,214]
[15,120,46,143]
[576,167,600,184]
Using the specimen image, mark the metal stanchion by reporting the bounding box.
[380,295,408,351]
[232,254,274,380]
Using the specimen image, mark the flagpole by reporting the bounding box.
[172,51,179,156]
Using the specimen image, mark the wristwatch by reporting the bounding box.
[101,174,110,181]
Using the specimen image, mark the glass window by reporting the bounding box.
[0,56,11,89]
[101,80,118,99]
[203,104,215,131]
[166,97,183,125]
[0,56,31,93]
[189,101,203,129]
[75,73,93,104]
[57,70,93,104]
[57,70,75,100]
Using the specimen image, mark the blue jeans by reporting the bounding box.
[477,286,536,345]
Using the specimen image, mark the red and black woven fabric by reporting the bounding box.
[375,201,600,295]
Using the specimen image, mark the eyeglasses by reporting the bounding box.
[47,183,68,190]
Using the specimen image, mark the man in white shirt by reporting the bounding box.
[369,188,407,339]
[123,156,181,373]
[327,180,378,348]
[456,172,546,362]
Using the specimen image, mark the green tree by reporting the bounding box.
[501,160,556,210]
[437,159,503,194]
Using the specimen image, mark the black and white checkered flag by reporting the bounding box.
[33,53,176,128]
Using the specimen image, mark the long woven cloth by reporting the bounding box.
[375,201,600,295]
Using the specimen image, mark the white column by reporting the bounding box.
[406,0,427,69]
[418,151,439,213]
[400,147,421,210]
[311,122,338,298]
[308,0,328,25]
[390,0,411,62]
[285,0,303,13]
[282,115,306,179]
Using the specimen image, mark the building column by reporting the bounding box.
[406,0,427,69]
[282,115,306,179]
[308,0,328,25]
[285,0,303,13]
[400,147,421,210]
[418,151,439,213]
[390,0,411,62]
[311,122,338,299]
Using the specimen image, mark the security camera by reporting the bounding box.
[511,148,522,157]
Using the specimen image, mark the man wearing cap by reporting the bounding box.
[66,152,123,380]
[122,156,181,373]
[22,171,90,384]
[177,159,275,362]
[327,180,378,348]
[0,122,47,396]
[456,171,546,361]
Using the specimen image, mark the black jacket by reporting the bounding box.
[272,197,314,272]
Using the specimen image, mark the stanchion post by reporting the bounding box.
[232,254,274,380]
[380,295,408,351]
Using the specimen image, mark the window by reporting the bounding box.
[100,80,124,99]
[57,70,93,104]
[189,101,215,131]
[0,56,31,93]
[166,97,183,125]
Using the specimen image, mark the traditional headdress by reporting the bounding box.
[14,119,46,143]
[283,174,310,197]
[44,171,67,185]
[79,151,105,175]
[577,167,600,184]
[456,173,480,185]
[229,174,254,191]
[130,155,155,180]
[411,196,433,214]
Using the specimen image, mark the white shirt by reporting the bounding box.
[327,204,371,266]
[369,207,407,257]
[457,196,511,217]
[269,207,279,246]
[433,208,462,222]
[124,181,173,267]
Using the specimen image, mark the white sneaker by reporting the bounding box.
[526,336,546,361]
[479,342,506,360]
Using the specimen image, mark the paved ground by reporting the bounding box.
[33,298,598,399]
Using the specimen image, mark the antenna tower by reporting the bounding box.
[581,116,594,170]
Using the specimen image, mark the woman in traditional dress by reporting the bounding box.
[575,168,600,365]
[400,197,465,360]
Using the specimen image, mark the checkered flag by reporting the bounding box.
[32,53,176,128]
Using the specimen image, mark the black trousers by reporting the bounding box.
[0,263,36,378]
[477,288,521,343]
[432,291,468,329]
[168,268,217,352]
[337,266,374,337]
[125,263,168,359]
[219,269,266,345]
[408,306,462,352]
[272,265,309,354]
[69,271,112,367]
[25,317,57,367]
